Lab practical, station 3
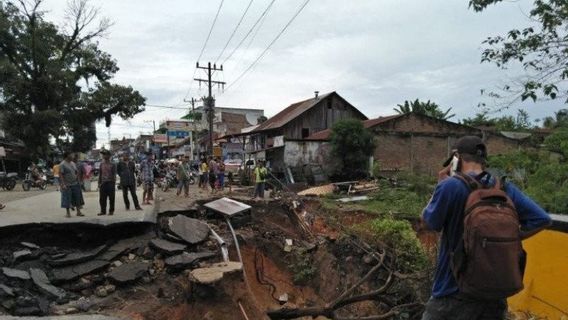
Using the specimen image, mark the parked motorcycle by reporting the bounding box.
[0,171,17,191]
[22,167,47,191]
[161,170,178,192]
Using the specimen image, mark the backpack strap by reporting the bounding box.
[493,175,507,191]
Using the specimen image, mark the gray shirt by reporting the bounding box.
[59,160,79,186]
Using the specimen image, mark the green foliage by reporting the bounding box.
[354,217,429,273]
[394,99,455,120]
[542,109,568,129]
[288,248,317,285]
[329,119,375,180]
[470,0,568,105]
[462,109,533,131]
[544,128,568,157]
[0,0,145,157]
[372,161,381,178]
[525,163,568,214]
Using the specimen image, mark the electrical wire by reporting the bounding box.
[183,0,225,100]
[225,0,311,92]
[221,0,276,66]
[215,0,255,64]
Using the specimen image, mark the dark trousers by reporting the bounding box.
[254,182,265,198]
[99,181,115,214]
[422,294,507,320]
[122,184,140,209]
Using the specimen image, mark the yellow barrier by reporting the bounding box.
[508,229,568,319]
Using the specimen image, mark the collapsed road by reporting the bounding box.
[0,185,429,320]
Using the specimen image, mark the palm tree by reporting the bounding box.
[393,99,455,120]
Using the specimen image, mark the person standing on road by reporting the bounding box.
[252,160,267,200]
[59,151,84,218]
[97,150,117,216]
[140,151,154,205]
[421,136,552,320]
[218,158,225,190]
[176,156,191,197]
[52,162,60,191]
[199,158,208,190]
[117,154,142,211]
[208,157,218,193]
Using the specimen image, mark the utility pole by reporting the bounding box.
[194,62,225,157]
[183,97,202,161]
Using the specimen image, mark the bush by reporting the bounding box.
[288,249,317,285]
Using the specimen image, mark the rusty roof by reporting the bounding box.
[252,92,334,132]
[304,114,404,141]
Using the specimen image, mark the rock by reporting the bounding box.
[128,253,136,261]
[2,299,15,310]
[65,307,79,314]
[30,268,67,299]
[70,296,94,312]
[189,262,243,284]
[164,251,217,270]
[21,242,41,249]
[95,286,108,297]
[13,249,32,262]
[13,306,41,316]
[0,283,15,297]
[278,293,289,304]
[284,239,293,252]
[52,259,110,283]
[38,296,50,315]
[112,260,123,267]
[142,246,155,259]
[150,238,187,255]
[48,245,108,267]
[108,262,149,285]
[104,284,116,294]
[2,267,31,280]
[16,295,36,308]
[166,215,210,245]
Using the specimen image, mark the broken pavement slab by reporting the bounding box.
[164,251,217,270]
[20,242,40,250]
[30,268,66,300]
[166,215,210,245]
[149,238,186,255]
[2,267,31,280]
[13,249,32,262]
[108,261,149,285]
[48,245,108,267]
[203,197,251,217]
[0,283,15,297]
[51,260,110,283]
[189,262,243,285]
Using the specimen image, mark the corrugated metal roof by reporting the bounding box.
[304,114,404,141]
[252,92,334,132]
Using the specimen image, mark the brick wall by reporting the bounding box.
[484,133,520,155]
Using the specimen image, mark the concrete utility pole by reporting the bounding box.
[183,97,201,161]
[194,62,225,157]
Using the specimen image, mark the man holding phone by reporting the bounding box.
[421,136,551,320]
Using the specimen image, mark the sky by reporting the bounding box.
[40,0,565,148]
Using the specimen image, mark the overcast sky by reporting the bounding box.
[41,0,564,148]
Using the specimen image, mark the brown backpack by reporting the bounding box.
[451,173,526,300]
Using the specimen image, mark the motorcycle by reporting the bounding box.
[0,171,17,191]
[22,167,47,191]
[161,170,178,192]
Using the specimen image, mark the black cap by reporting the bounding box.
[443,136,487,167]
[100,149,111,155]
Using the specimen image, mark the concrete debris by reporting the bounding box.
[336,196,370,203]
[20,242,40,249]
[51,260,110,283]
[297,184,335,196]
[2,267,31,280]
[164,251,217,270]
[278,293,289,304]
[0,284,15,297]
[48,245,108,267]
[284,239,293,252]
[150,238,187,255]
[167,215,210,245]
[189,262,243,285]
[112,261,123,267]
[30,268,66,300]
[108,262,149,285]
[128,253,136,261]
[94,284,116,298]
[13,249,32,262]
[203,197,251,217]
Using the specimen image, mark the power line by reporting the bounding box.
[184,0,225,100]
[145,104,188,110]
[221,0,276,66]
[225,0,311,92]
[215,0,255,64]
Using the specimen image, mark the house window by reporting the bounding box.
[302,128,310,138]
[327,100,332,109]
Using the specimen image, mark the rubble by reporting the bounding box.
[149,239,187,255]
[297,184,335,196]
[2,267,31,280]
[30,268,66,300]
[13,249,32,262]
[164,251,217,270]
[108,262,149,285]
[166,215,210,245]
[0,284,15,297]
[189,262,243,285]
[20,242,40,249]
[51,260,110,283]
[48,245,108,267]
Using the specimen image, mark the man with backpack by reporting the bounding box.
[421,136,551,320]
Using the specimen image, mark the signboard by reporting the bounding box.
[153,134,167,143]
[167,131,190,138]
[166,120,191,130]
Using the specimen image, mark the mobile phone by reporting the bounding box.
[450,155,459,176]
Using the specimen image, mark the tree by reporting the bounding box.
[462,109,533,131]
[542,109,568,129]
[470,0,568,106]
[329,119,375,180]
[0,0,145,157]
[393,99,455,120]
